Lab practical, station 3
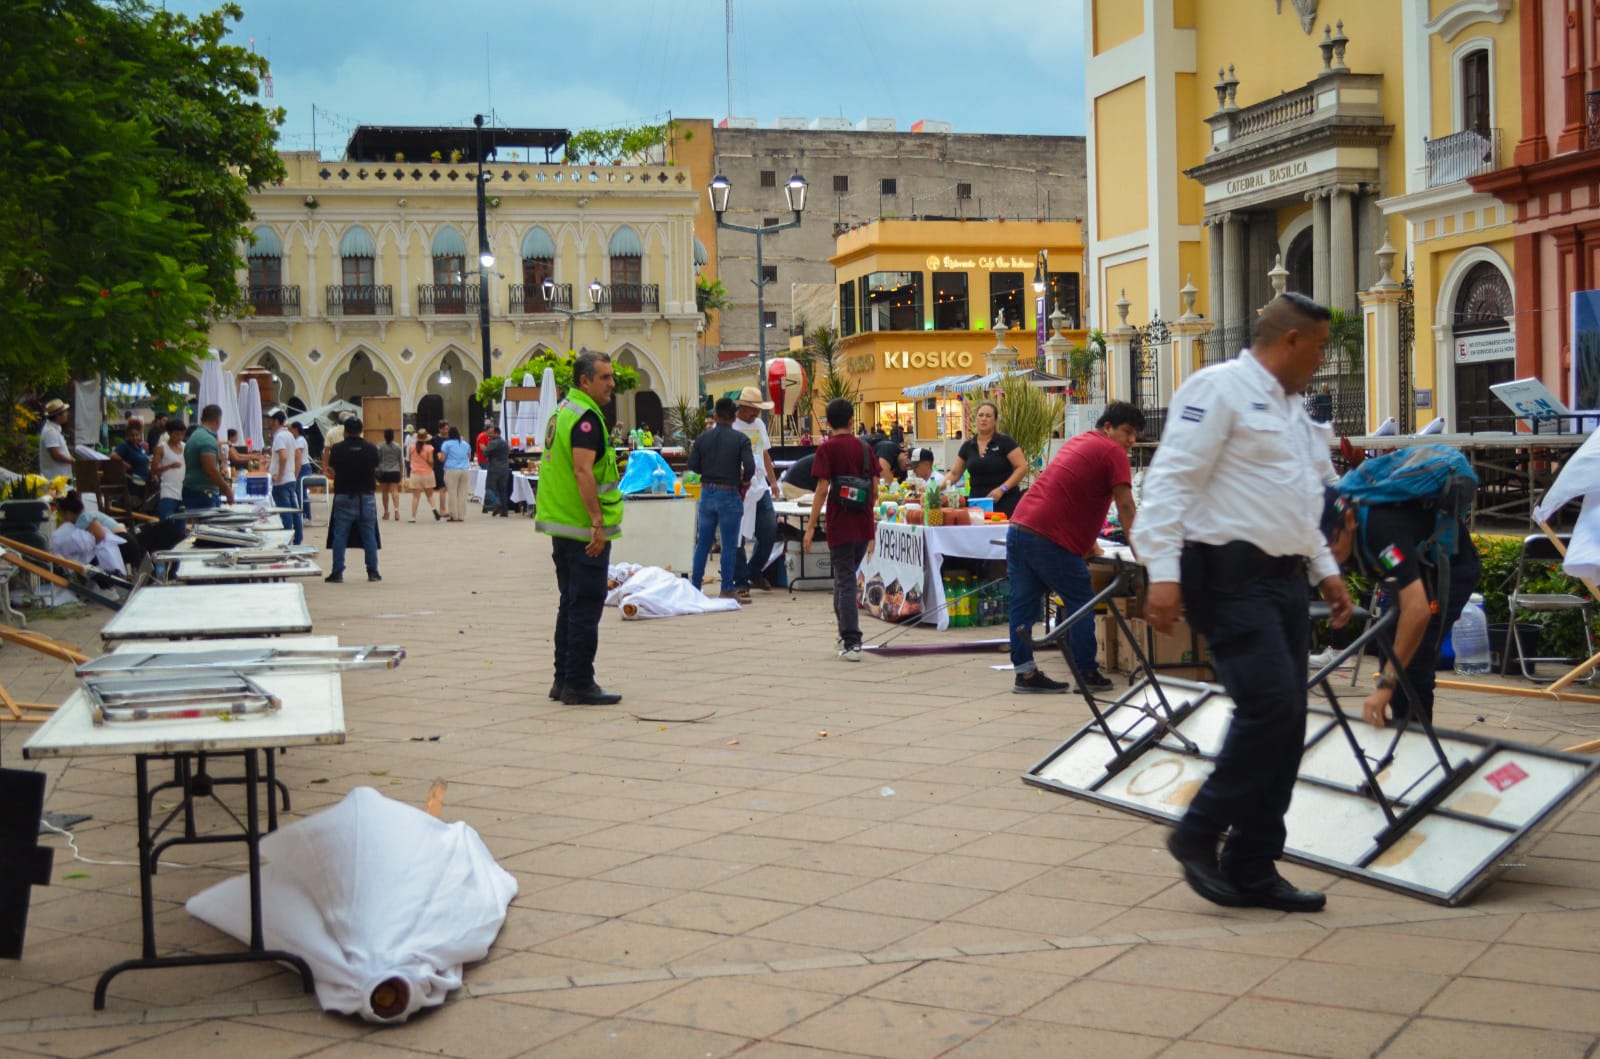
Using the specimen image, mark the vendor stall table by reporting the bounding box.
[23,635,345,1008]
[858,520,1007,630]
[772,499,833,589]
[469,466,537,507]
[100,583,312,642]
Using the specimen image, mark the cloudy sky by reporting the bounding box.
[167,0,1087,155]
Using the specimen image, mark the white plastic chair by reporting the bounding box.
[1415,417,1446,436]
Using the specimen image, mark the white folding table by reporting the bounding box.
[172,556,323,584]
[100,583,312,642]
[24,636,346,1008]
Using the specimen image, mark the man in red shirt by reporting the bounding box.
[804,398,878,662]
[1008,401,1143,693]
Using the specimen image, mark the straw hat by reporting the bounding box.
[412,429,431,442]
[736,385,773,411]
[43,398,69,417]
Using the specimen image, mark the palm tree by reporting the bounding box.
[806,325,857,422]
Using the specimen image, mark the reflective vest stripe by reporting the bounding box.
[535,518,623,539]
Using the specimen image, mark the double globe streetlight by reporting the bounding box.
[542,277,604,354]
[707,170,807,389]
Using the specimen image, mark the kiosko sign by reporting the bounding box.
[1225,160,1310,195]
[883,350,976,369]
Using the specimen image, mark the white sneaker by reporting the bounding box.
[838,642,863,662]
[1308,648,1339,669]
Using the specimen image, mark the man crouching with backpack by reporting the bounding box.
[1322,487,1481,728]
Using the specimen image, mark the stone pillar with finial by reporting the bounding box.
[1043,307,1071,379]
[1169,274,1215,389]
[1359,237,1408,433]
[1104,289,1136,402]
[984,311,1020,376]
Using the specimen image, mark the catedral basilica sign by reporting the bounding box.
[882,350,977,370]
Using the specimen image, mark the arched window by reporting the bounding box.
[608,226,643,311]
[248,226,285,315]
[333,350,389,401]
[1460,48,1490,134]
[1285,228,1314,299]
[338,226,377,314]
[521,227,556,311]
[1453,262,1513,333]
[1451,260,1514,430]
[427,226,468,313]
[256,351,295,408]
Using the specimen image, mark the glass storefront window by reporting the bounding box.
[839,281,857,337]
[861,271,923,332]
[990,272,1026,331]
[932,273,969,330]
[1048,272,1080,330]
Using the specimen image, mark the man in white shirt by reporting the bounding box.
[1133,292,1353,915]
[38,399,73,481]
[268,410,302,545]
[731,385,786,598]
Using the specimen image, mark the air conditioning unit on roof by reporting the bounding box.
[774,117,810,130]
[811,117,851,131]
[856,117,895,132]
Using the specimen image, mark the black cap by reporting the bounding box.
[913,448,935,464]
[1320,485,1347,541]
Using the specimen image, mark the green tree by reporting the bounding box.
[806,325,858,420]
[475,350,639,409]
[0,0,284,392]
[565,120,681,165]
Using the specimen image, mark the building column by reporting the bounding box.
[1206,215,1226,334]
[1307,189,1331,307]
[1106,290,1136,402]
[1360,244,1405,433]
[1223,213,1248,340]
[1329,184,1357,314]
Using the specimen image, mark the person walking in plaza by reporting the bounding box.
[268,410,304,545]
[688,397,755,598]
[38,398,73,482]
[941,401,1028,516]
[1133,292,1352,914]
[290,421,314,521]
[1006,401,1143,694]
[482,425,512,516]
[440,426,473,522]
[150,419,187,522]
[324,417,382,583]
[431,419,450,520]
[535,350,624,706]
[376,428,404,521]
[182,404,233,510]
[803,398,878,661]
[731,386,787,593]
[404,429,439,522]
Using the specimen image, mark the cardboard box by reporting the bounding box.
[1094,612,1120,673]
[1124,617,1211,680]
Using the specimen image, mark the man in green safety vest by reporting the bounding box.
[536,350,624,705]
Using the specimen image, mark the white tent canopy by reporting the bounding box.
[1534,429,1600,582]
[285,400,362,431]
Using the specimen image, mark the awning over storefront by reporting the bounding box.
[900,374,979,398]
[964,368,1070,390]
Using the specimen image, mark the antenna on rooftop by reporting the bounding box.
[725,0,735,120]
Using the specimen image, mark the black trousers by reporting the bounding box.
[551,536,610,686]
[1382,542,1482,727]
[1174,545,1310,884]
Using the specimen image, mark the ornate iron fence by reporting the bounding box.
[325,284,392,316]
[598,283,659,314]
[1129,316,1170,440]
[1304,321,1367,436]
[247,284,300,316]
[416,283,481,314]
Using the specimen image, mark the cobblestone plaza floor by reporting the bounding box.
[2,512,1598,1057]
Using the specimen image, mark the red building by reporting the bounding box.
[1471,1,1600,397]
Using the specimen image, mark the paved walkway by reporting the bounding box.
[1,509,1597,1058]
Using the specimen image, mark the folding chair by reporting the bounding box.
[1504,533,1598,682]
[299,474,330,523]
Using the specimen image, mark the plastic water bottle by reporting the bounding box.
[651,467,669,495]
[1453,592,1492,675]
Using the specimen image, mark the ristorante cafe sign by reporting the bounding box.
[925,254,1033,271]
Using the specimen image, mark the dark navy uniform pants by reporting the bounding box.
[1174,544,1310,884]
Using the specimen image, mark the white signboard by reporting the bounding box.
[1490,377,1571,428]
[1455,331,1516,364]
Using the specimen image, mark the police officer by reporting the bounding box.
[1322,488,1481,729]
[1133,292,1353,913]
[535,350,623,706]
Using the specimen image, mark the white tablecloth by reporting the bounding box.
[470,466,536,506]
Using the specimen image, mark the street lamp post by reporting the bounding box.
[707,171,807,394]
[1032,249,1050,369]
[473,115,495,389]
[543,278,604,353]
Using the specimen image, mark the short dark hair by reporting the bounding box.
[200,403,222,425]
[343,416,363,435]
[574,349,612,384]
[825,398,854,429]
[714,397,738,421]
[165,420,187,435]
[1096,401,1146,432]
[271,410,286,424]
[383,428,395,442]
[57,490,85,516]
[1253,292,1332,347]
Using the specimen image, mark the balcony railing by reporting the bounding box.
[1425,127,1500,188]
[1588,90,1600,150]
[325,284,392,316]
[247,284,300,316]
[1230,82,1318,140]
[416,283,481,314]
[508,282,568,313]
[598,283,659,314]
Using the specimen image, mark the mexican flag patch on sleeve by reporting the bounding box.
[1378,543,1405,571]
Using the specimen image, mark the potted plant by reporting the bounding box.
[449,148,463,164]
[430,150,442,163]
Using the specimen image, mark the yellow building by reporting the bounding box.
[831,220,1087,437]
[1086,0,1523,431]
[209,126,703,436]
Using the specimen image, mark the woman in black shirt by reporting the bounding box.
[942,400,1026,515]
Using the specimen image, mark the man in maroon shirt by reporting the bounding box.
[804,398,879,661]
[1008,400,1143,692]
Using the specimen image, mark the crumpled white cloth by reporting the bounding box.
[186,787,517,1024]
[1535,429,1600,583]
[606,562,740,619]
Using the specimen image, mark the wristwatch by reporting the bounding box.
[1375,671,1399,691]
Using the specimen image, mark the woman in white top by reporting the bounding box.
[150,419,187,521]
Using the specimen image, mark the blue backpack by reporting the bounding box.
[1337,444,1478,580]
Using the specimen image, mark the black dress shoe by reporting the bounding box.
[1166,832,1245,907]
[1232,874,1325,913]
[561,683,621,706]
[548,680,563,701]
[367,571,382,582]
[324,572,343,583]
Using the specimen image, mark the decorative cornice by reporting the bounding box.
[1424,0,1512,43]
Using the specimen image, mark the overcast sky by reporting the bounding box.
[166,0,1087,155]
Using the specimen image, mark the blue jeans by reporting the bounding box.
[1007,525,1098,675]
[328,494,378,576]
[692,486,743,591]
[181,486,219,511]
[156,497,185,522]
[272,482,303,545]
[734,490,786,588]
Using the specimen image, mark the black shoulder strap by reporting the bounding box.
[860,438,875,477]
